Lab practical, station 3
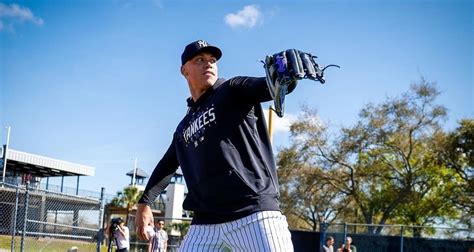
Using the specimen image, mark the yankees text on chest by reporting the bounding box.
[183,106,216,145]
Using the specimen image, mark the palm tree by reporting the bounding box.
[121,186,142,212]
[170,222,191,241]
[109,193,123,207]
[108,186,143,221]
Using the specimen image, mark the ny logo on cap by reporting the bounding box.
[197,40,208,48]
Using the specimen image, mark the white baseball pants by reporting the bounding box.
[179,211,293,252]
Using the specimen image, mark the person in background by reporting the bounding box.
[148,220,168,252]
[321,236,335,252]
[337,236,357,252]
[113,218,130,252]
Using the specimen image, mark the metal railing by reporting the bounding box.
[0,181,106,252]
[2,176,115,202]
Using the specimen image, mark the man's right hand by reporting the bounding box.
[135,203,154,240]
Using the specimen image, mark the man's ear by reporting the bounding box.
[180,65,187,76]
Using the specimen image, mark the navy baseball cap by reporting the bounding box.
[181,40,222,65]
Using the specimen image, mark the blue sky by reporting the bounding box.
[1,0,472,196]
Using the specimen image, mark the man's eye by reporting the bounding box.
[210,59,216,64]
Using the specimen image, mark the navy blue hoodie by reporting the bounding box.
[139,76,295,224]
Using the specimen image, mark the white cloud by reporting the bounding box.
[262,108,296,134]
[224,5,262,29]
[0,3,44,31]
[262,107,326,146]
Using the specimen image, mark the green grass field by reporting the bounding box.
[0,235,108,252]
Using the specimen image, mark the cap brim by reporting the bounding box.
[192,46,222,61]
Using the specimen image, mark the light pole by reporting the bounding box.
[2,126,11,185]
[132,157,138,186]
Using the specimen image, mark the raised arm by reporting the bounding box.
[228,76,297,104]
[136,139,179,240]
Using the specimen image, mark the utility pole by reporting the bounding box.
[2,126,11,185]
[268,106,274,144]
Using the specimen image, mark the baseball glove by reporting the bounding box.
[263,49,339,117]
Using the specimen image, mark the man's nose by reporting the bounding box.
[204,61,213,68]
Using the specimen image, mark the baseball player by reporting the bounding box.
[135,39,335,251]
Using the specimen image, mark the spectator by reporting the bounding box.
[148,221,168,252]
[320,236,335,252]
[337,236,356,252]
[112,218,130,252]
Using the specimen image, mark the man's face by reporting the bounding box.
[328,238,334,246]
[156,221,165,230]
[346,238,352,245]
[181,52,218,88]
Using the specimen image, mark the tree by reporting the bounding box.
[169,222,191,241]
[434,119,474,229]
[108,186,143,215]
[121,186,142,211]
[277,113,349,231]
[108,193,123,207]
[278,79,462,235]
[107,186,143,229]
[437,119,474,187]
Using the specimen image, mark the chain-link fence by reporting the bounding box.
[316,222,474,252]
[0,181,105,252]
[108,217,473,252]
[99,214,473,252]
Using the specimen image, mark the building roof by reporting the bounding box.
[2,148,95,177]
[176,167,183,176]
[126,168,148,178]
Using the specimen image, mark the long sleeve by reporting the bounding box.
[229,76,297,103]
[139,137,179,205]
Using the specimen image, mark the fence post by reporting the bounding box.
[10,185,20,251]
[20,181,30,252]
[319,219,329,249]
[97,187,106,252]
[400,225,404,252]
[343,223,347,243]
